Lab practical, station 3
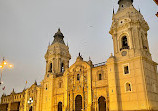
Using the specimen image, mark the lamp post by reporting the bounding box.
[0,57,13,85]
[28,97,33,111]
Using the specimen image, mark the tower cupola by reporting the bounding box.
[45,28,71,77]
[52,28,65,45]
[118,0,133,11]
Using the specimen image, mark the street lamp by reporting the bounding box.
[28,97,33,111]
[28,97,33,104]
[0,57,14,85]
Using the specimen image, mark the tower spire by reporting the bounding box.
[113,8,115,14]
[34,80,37,85]
[58,28,61,32]
[89,56,91,61]
[3,57,5,61]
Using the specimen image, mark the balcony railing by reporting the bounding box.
[120,46,129,51]
[94,62,106,67]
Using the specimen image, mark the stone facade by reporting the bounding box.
[0,0,158,111]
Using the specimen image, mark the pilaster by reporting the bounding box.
[7,102,11,111]
[107,56,119,111]
[87,69,92,111]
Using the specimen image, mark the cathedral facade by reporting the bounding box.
[0,0,158,111]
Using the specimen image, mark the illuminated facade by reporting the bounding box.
[1,0,158,111]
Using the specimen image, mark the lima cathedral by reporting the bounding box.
[0,0,158,111]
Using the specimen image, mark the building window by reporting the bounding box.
[124,65,129,74]
[120,36,129,51]
[61,63,64,73]
[77,74,80,81]
[126,82,132,92]
[46,84,48,90]
[49,63,52,72]
[59,82,62,88]
[99,74,102,80]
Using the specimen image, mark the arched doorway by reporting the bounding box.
[98,96,106,111]
[58,102,62,111]
[75,95,82,111]
[29,106,32,111]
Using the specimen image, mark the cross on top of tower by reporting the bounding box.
[54,28,64,38]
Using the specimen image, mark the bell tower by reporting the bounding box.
[107,0,158,111]
[45,28,71,77]
[110,0,151,60]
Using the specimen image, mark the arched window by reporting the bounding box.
[61,63,64,73]
[49,63,52,72]
[77,74,80,81]
[126,82,132,92]
[99,74,102,80]
[121,36,129,51]
[122,36,128,47]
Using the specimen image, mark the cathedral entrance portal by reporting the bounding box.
[98,96,106,111]
[58,102,62,111]
[75,95,82,111]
